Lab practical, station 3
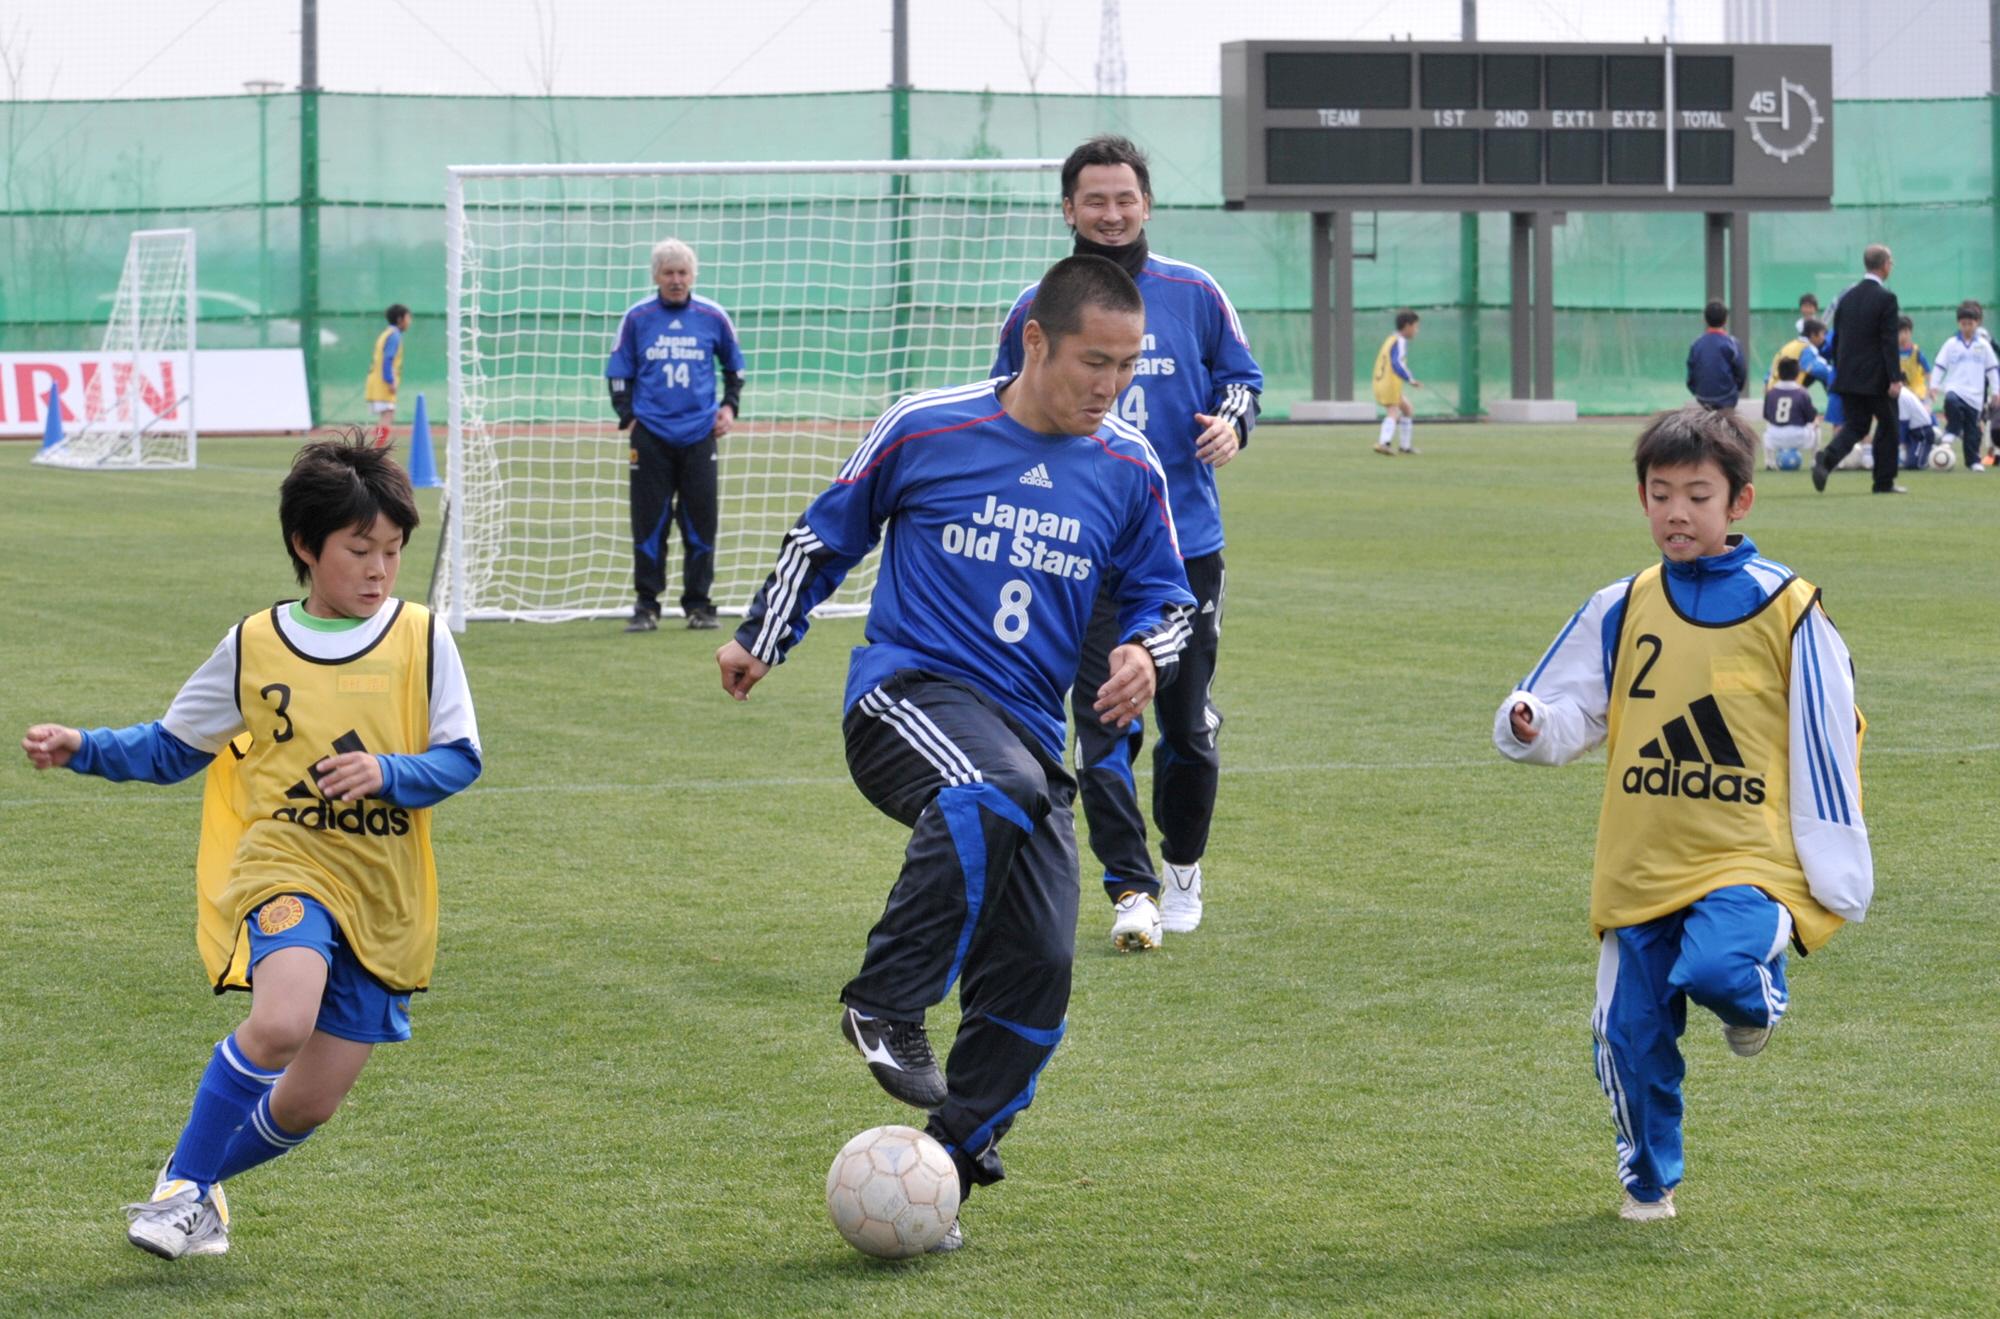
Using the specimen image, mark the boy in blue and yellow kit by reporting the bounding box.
[22,437,480,1259]
[1492,406,1873,1222]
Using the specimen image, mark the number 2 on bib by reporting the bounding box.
[993,579,1033,643]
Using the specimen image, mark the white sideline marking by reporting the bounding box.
[7,742,1993,811]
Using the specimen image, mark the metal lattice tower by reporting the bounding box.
[1095,0,1127,96]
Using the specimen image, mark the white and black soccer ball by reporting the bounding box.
[1930,444,1957,471]
[825,1125,960,1258]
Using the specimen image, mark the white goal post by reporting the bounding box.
[34,227,198,470]
[434,158,1067,630]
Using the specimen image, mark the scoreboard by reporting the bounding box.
[1222,41,1832,211]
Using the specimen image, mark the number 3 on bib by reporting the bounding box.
[1118,386,1149,432]
[993,579,1033,643]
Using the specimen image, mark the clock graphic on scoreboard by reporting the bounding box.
[1745,78,1823,164]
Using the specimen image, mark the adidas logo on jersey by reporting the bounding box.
[1621,695,1766,804]
[270,730,413,836]
[669,319,683,329]
[1019,463,1053,488]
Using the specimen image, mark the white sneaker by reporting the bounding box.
[1158,862,1204,933]
[1723,1021,1775,1057]
[1618,1190,1676,1223]
[1372,441,1395,456]
[125,1166,230,1259]
[928,1219,964,1253]
[1110,892,1162,952]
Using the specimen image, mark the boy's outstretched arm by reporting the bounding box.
[1789,604,1873,922]
[1493,581,1626,767]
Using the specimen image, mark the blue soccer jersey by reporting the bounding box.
[604,294,746,445]
[993,254,1262,559]
[737,378,1196,761]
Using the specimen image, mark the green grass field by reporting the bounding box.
[2,425,1995,1316]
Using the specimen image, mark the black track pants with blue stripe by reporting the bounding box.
[1071,550,1224,899]
[628,423,717,613]
[841,671,1078,1193]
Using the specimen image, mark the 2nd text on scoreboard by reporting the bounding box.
[1221,41,1833,212]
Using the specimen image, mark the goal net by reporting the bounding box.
[35,228,197,470]
[436,159,1066,629]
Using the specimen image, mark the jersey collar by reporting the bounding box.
[1663,534,1756,582]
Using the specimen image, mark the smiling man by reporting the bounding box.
[995,135,1263,951]
[716,255,1193,1244]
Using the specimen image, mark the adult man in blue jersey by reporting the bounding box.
[606,238,746,631]
[995,135,1263,951]
[717,256,1193,1240]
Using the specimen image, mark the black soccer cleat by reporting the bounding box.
[685,606,721,631]
[841,1006,947,1109]
[624,604,659,633]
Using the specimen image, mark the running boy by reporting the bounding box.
[1492,405,1872,1223]
[1372,310,1421,454]
[1930,300,2000,472]
[21,437,481,1259]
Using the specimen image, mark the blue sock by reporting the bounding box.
[166,1035,282,1194]
[213,1091,313,1183]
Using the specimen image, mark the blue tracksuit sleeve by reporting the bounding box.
[1107,472,1197,682]
[605,307,638,379]
[1731,338,1747,392]
[69,722,215,784]
[991,291,1033,378]
[375,738,483,809]
[1205,286,1265,442]
[734,412,901,664]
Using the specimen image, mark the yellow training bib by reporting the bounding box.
[1592,566,1845,952]
[195,601,438,991]
[1371,334,1405,407]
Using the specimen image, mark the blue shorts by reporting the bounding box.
[246,894,412,1044]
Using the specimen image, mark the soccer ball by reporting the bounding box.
[824,1125,960,1258]
[1930,444,1957,471]
[1777,447,1803,471]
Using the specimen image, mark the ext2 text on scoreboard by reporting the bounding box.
[1222,41,1833,212]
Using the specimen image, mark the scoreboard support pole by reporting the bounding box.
[1294,210,1376,422]
[1706,211,1755,409]
[1491,211,1577,423]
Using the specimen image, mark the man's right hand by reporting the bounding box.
[717,640,770,701]
[1509,702,1540,744]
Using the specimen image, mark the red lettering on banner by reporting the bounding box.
[109,362,179,421]
[13,364,75,423]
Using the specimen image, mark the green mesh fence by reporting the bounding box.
[2,90,1992,420]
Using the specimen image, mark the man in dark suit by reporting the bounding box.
[1814,245,1906,494]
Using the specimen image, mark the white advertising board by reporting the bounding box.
[0,349,312,437]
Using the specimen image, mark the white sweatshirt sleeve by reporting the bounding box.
[1788,604,1873,921]
[1493,579,1626,767]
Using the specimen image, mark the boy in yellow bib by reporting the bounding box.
[1491,406,1872,1223]
[1372,309,1421,454]
[21,438,481,1260]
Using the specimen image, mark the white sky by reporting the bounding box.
[1,0,1732,101]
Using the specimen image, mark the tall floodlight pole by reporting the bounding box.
[300,0,321,421]
[889,0,913,397]
[1096,1,1128,96]
[246,80,283,348]
[1459,0,1480,416]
